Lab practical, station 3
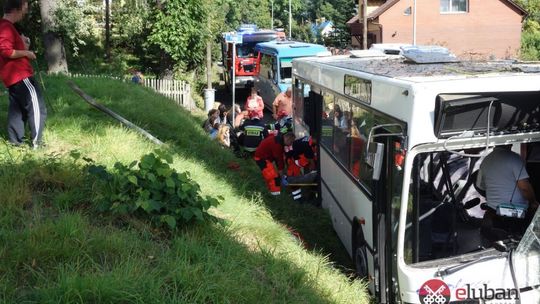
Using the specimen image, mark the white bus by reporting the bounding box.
[292,52,540,303]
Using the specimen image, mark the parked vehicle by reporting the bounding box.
[254,40,328,109]
[221,25,278,91]
[292,49,540,303]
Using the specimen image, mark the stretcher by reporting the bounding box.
[286,171,318,187]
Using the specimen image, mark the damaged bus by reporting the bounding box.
[292,51,540,303]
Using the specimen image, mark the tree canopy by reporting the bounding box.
[149,1,211,71]
[9,0,540,76]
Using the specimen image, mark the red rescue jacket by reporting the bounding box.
[254,134,285,170]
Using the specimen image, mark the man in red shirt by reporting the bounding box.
[254,132,295,195]
[272,87,292,120]
[0,0,46,148]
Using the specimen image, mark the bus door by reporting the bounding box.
[368,127,405,303]
[304,87,323,204]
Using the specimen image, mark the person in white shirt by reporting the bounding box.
[478,145,539,241]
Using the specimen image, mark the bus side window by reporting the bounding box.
[260,54,271,80]
[294,80,305,127]
[351,104,375,189]
[333,98,352,166]
[349,104,366,179]
[321,93,334,148]
[271,58,278,82]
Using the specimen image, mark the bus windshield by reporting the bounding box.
[515,208,540,288]
[404,141,540,267]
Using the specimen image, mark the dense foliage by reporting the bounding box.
[51,0,96,56]
[149,1,211,71]
[13,0,540,76]
[14,0,359,76]
[516,0,540,60]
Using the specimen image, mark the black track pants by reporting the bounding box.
[7,77,46,146]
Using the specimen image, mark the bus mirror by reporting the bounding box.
[366,142,384,181]
[268,70,274,79]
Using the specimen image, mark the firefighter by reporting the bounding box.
[268,113,292,136]
[254,132,296,195]
[238,110,268,155]
[285,135,318,201]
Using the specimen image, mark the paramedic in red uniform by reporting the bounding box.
[286,136,317,177]
[285,135,317,201]
[0,0,46,148]
[254,132,295,195]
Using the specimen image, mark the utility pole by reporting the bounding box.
[206,42,212,90]
[362,0,367,49]
[204,13,214,112]
[271,0,274,30]
[232,41,236,123]
[413,0,417,45]
[289,0,292,39]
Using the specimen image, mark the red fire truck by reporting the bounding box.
[222,25,278,91]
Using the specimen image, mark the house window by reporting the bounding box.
[440,0,468,13]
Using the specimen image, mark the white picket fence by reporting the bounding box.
[70,73,193,110]
[142,78,193,110]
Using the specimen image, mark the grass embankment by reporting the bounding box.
[0,75,368,303]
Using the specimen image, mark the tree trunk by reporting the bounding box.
[159,52,174,79]
[105,0,111,60]
[39,0,68,74]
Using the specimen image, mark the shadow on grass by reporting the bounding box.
[0,157,350,303]
[0,75,354,273]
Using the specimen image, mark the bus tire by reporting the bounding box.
[353,230,369,280]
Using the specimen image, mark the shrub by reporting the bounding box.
[88,150,221,229]
[521,30,540,60]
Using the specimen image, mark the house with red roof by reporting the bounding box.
[347,0,527,59]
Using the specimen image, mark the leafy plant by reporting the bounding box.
[88,150,221,229]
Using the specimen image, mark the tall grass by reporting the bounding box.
[0,75,368,303]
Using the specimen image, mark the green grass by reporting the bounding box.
[0,75,369,303]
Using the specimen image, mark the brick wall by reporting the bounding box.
[377,0,523,59]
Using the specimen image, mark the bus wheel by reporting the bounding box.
[354,241,369,279]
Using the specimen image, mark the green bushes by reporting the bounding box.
[521,30,540,60]
[88,150,221,229]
